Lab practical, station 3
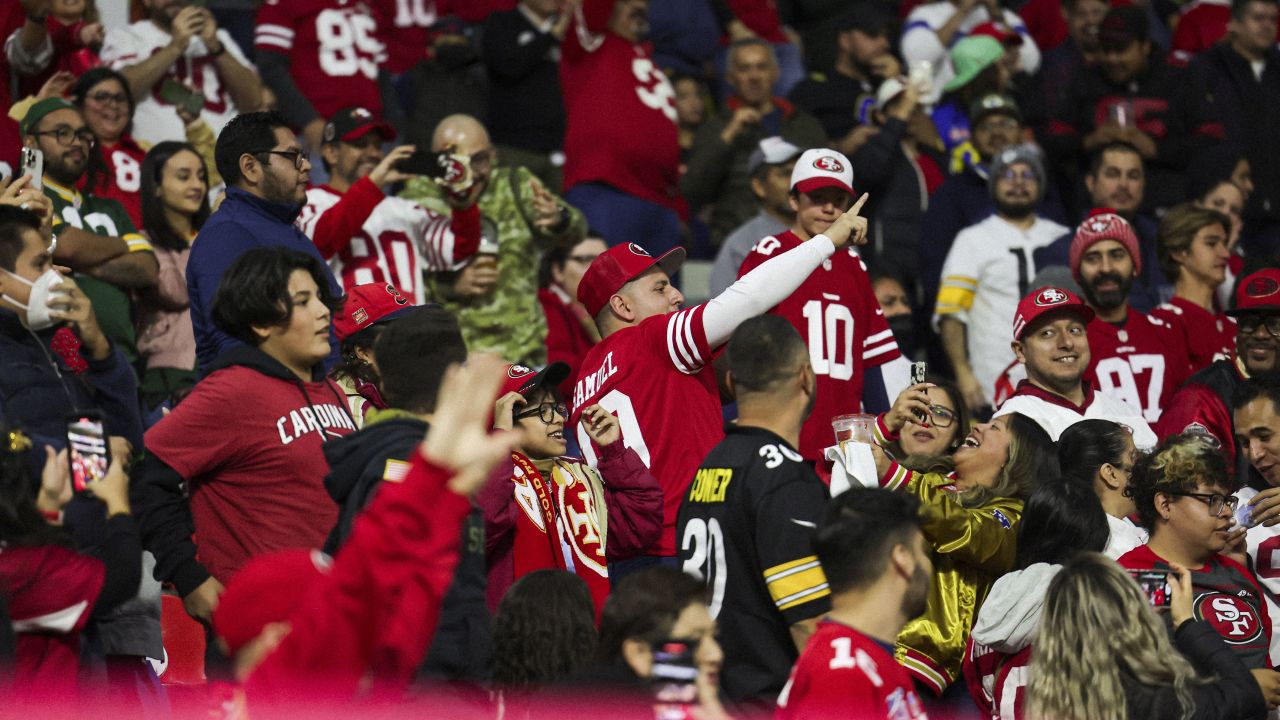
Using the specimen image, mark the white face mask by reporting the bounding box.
[2,268,67,331]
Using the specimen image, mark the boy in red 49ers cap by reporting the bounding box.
[994,285,1158,449]
[738,148,910,470]
[568,177,874,571]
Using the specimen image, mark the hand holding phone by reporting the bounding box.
[1129,569,1171,608]
[66,412,110,493]
[159,79,205,117]
[19,147,43,191]
[395,149,472,192]
[650,639,699,719]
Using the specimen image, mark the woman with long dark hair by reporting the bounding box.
[491,570,597,701]
[873,376,971,461]
[1058,419,1146,558]
[872,384,1056,702]
[134,141,211,408]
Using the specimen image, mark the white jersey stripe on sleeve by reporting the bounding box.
[437,220,456,269]
[422,223,444,270]
[255,36,292,50]
[255,24,296,39]
[666,313,694,374]
[863,343,898,360]
[673,310,700,370]
[679,308,703,365]
[862,328,894,347]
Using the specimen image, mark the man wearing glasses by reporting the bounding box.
[400,114,586,368]
[1161,268,1280,486]
[936,145,1069,414]
[21,97,160,362]
[187,110,340,372]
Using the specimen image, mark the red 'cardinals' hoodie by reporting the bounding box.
[136,346,356,595]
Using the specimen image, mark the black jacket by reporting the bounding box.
[322,412,491,683]
[1125,619,1266,720]
[482,8,565,152]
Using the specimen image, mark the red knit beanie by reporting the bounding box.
[1069,209,1142,283]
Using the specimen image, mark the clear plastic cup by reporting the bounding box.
[832,413,876,444]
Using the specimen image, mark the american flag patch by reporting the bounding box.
[382,459,410,483]
[992,509,1012,529]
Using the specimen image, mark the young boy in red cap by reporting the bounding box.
[482,362,661,617]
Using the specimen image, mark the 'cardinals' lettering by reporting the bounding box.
[276,402,356,444]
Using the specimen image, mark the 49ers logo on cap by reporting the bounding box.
[627,243,652,257]
[351,107,372,119]
[1196,593,1263,645]
[1085,215,1116,233]
[383,283,409,305]
[507,364,535,379]
[813,155,845,173]
[1246,275,1280,298]
[1034,287,1068,306]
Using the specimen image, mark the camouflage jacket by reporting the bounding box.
[400,166,585,366]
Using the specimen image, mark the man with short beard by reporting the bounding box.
[1160,268,1280,485]
[188,111,340,371]
[1070,211,1190,424]
[936,145,1068,412]
[101,0,260,145]
[993,286,1158,448]
[775,487,930,719]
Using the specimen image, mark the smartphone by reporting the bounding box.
[910,361,929,423]
[396,149,470,187]
[650,639,698,719]
[159,78,205,117]
[19,147,43,190]
[66,411,110,493]
[1129,569,1171,608]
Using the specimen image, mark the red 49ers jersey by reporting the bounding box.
[568,305,724,557]
[255,0,386,120]
[1240,486,1280,666]
[777,620,928,720]
[1151,296,1237,375]
[78,138,147,229]
[1084,310,1191,425]
[738,230,901,463]
[560,0,681,212]
[1119,543,1272,668]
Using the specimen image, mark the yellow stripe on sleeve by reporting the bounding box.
[764,556,830,610]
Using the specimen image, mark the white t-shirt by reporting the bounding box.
[934,214,1069,404]
[101,21,254,145]
[1104,513,1148,560]
[993,385,1159,450]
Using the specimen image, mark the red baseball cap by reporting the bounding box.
[322,106,397,144]
[500,362,571,399]
[576,243,686,317]
[969,21,1024,46]
[333,283,418,341]
[212,549,330,656]
[1228,268,1280,316]
[1012,286,1096,339]
[790,148,855,196]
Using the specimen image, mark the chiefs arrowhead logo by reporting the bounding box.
[813,155,845,173]
[1035,287,1069,306]
[1245,276,1280,298]
[627,243,652,257]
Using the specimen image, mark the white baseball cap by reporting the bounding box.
[875,78,908,111]
[790,148,854,195]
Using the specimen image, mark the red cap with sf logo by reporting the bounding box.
[333,282,418,340]
[576,243,686,317]
[1012,286,1095,340]
[1228,269,1280,315]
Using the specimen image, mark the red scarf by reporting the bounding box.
[510,452,611,617]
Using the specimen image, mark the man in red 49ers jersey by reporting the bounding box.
[738,148,909,466]
[777,488,930,719]
[255,0,389,152]
[296,107,481,304]
[569,190,873,566]
[561,0,684,256]
[1070,210,1191,424]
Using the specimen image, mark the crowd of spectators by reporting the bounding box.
[4,0,1280,718]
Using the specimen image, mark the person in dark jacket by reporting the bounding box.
[322,303,493,684]
[1191,0,1280,259]
[1044,6,1225,213]
[680,38,827,246]
[0,206,142,448]
[133,248,356,640]
[1026,552,1276,720]
[188,110,341,372]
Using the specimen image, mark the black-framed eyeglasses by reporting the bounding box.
[1166,491,1238,516]
[255,149,307,170]
[926,405,957,428]
[1239,315,1280,338]
[514,402,567,424]
[30,126,96,147]
[999,168,1037,183]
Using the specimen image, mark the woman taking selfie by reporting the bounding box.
[871,384,1056,702]
[1118,434,1271,670]
[134,141,210,409]
[1027,552,1276,720]
[872,376,971,459]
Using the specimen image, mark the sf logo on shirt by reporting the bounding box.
[1196,593,1262,644]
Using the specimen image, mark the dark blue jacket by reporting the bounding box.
[187,187,340,372]
[0,310,142,449]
